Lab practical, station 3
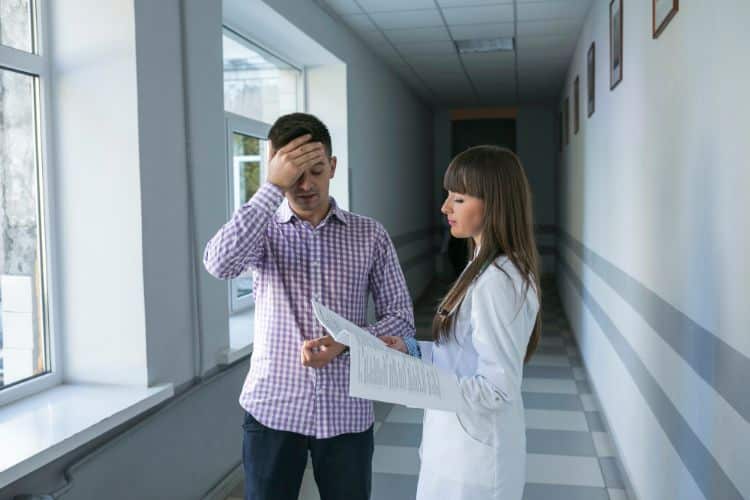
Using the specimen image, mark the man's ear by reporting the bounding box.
[329,156,337,179]
[268,145,277,161]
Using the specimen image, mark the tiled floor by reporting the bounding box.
[225,277,630,500]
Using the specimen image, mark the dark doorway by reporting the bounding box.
[444,118,517,276]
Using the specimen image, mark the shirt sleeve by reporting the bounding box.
[365,225,416,342]
[458,268,534,412]
[203,182,284,279]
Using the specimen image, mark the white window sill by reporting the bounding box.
[217,307,255,365]
[0,382,174,488]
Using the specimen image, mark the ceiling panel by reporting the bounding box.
[516,18,580,37]
[442,4,515,26]
[438,0,512,6]
[341,13,376,31]
[395,40,457,56]
[516,33,577,51]
[321,0,361,15]
[448,22,515,40]
[369,9,443,29]
[318,0,593,106]
[517,0,591,22]
[357,0,436,12]
[384,26,451,43]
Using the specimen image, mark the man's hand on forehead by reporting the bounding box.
[267,134,327,191]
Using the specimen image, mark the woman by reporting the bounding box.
[416,145,542,500]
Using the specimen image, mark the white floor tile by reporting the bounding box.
[522,378,578,394]
[608,488,629,500]
[580,393,599,411]
[372,445,421,475]
[386,406,424,424]
[525,453,605,487]
[592,431,616,457]
[525,409,589,431]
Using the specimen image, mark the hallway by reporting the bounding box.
[223,279,631,500]
[1,0,748,499]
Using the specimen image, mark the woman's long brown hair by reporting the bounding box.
[432,145,542,364]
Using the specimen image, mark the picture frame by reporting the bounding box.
[610,0,623,90]
[587,42,595,117]
[573,75,581,134]
[653,0,678,39]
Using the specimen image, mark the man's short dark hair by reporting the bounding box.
[268,113,332,156]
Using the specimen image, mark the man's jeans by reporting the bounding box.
[242,411,374,500]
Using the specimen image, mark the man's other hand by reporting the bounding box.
[301,335,347,368]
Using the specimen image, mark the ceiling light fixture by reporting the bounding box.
[455,37,515,54]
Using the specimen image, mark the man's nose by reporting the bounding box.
[298,174,313,191]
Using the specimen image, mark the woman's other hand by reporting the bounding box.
[380,335,407,353]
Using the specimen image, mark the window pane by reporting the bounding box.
[223,33,299,123]
[0,0,33,53]
[0,67,48,389]
[231,132,264,303]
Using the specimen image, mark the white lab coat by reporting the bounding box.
[416,256,539,500]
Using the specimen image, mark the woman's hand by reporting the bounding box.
[380,335,407,353]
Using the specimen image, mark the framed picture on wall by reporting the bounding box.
[610,0,623,90]
[587,42,595,117]
[573,75,581,134]
[653,0,678,38]
[564,97,570,145]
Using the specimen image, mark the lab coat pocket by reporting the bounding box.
[421,409,496,489]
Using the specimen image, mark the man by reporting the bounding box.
[203,113,417,500]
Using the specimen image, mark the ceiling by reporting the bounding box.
[316,0,593,106]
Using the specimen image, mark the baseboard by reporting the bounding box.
[202,463,243,500]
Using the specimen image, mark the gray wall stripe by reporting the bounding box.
[559,257,743,500]
[559,231,750,424]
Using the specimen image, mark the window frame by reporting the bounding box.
[0,0,62,407]
[224,112,270,313]
[221,27,305,315]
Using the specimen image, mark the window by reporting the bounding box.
[0,0,53,397]
[225,114,269,312]
[222,28,302,313]
[222,28,302,124]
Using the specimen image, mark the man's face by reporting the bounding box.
[275,143,337,215]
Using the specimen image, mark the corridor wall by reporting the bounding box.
[557,1,750,499]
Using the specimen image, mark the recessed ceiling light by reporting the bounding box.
[455,37,515,54]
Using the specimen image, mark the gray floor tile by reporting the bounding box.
[585,411,606,432]
[374,402,393,422]
[523,393,584,411]
[599,457,625,488]
[524,365,575,379]
[523,483,609,500]
[577,380,593,393]
[526,429,597,456]
[536,345,568,356]
[374,422,422,447]
[371,472,418,500]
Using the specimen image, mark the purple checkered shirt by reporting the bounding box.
[203,182,415,438]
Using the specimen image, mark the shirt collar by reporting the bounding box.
[275,196,349,226]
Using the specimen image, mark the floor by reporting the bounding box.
[225,276,631,500]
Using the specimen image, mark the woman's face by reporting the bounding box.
[441,191,485,241]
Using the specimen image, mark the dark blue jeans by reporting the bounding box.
[242,411,374,500]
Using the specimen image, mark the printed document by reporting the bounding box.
[312,300,464,412]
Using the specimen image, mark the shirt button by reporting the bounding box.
[312,261,320,268]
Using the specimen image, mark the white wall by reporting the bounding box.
[558,1,750,499]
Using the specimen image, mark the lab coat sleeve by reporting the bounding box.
[458,270,529,412]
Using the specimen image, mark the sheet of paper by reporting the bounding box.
[312,299,464,412]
